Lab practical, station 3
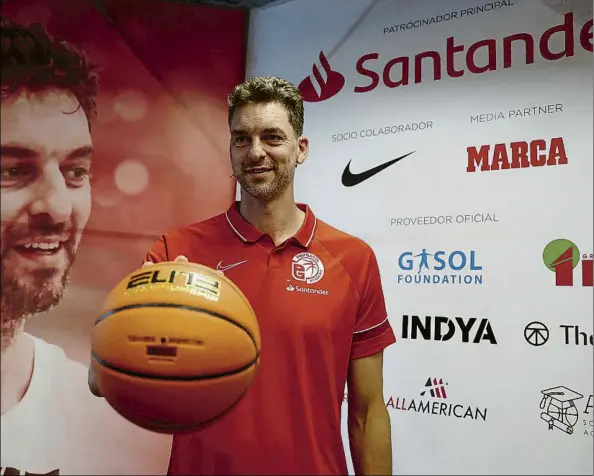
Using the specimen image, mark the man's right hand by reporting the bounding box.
[142,255,189,267]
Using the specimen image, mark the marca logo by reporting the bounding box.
[385,378,488,422]
[298,13,593,102]
[543,239,593,287]
[401,314,497,344]
[466,137,568,173]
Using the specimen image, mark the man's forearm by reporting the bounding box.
[348,405,392,475]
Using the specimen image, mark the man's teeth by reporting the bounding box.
[23,243,61,250]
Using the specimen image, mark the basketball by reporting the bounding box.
[90,261,260,434]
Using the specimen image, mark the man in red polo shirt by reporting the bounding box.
[92,76,395,475]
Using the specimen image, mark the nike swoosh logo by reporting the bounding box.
[216,260,247,272]
[341,151,416,187]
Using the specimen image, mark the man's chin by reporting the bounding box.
[1,271,68,322]
[240,181,280,201]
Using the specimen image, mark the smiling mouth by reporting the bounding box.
[246,167,273,175]
[13,238,70,258]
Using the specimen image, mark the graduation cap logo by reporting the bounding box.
[539,386,583,435]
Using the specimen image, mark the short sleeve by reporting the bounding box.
[144,235,169,264]
[350,248,396,360]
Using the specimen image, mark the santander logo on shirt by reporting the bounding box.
[297,12,593,103]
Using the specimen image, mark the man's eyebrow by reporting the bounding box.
[0,145,37,159]
[260,127,285,135]
[67,146,94,159]
[0,145,94,160]
[231,127,285,135]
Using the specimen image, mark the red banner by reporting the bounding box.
[1,0,246,473]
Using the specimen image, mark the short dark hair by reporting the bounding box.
[227,76,304,136]
[0,15,99,123]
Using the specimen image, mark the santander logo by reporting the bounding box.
[297,12,592,103]
[298,51,345,102]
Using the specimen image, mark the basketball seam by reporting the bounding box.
[93,302,259,381]
[128,371,257,434]
[95,302,257,341]
[92,351,258,381]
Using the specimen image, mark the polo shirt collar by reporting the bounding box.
[225,201,317,248]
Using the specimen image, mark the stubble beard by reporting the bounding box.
[237,164,296,201]
[0,248,75,352]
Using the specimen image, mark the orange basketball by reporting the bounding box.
[91,261,260,434]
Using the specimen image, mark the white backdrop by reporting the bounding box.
[246,0,593,474]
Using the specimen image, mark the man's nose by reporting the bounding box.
[247,138,266,162]
[28,166,72,223]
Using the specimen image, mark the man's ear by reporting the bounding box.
[296,136,309,165]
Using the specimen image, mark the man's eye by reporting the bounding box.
[1,164,36,186]
[64,166,92,186]
[3,165,32,178]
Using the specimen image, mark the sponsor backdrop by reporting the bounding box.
[247,0,593,474]
[1,0,245,474]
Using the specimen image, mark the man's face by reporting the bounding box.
[1,91,93,346]
[230,101,308,201]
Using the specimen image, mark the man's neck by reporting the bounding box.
[1,330,35,415]
[239,188,306,246]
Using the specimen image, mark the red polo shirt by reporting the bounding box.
[145,202,396,475]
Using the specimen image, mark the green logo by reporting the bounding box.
[542,239,580,272]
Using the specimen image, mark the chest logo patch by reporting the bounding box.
[291,252,325,285]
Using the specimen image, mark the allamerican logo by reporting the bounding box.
[298,13,593,102]
[385,377,488,422]
[466,137,568,173]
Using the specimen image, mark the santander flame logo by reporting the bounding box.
[298,51,345,103]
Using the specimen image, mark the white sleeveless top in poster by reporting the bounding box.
[1,334,172,475]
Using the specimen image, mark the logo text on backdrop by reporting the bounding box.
[524,321,593,347]
[385,378,488,422]
[470,103,563,124]
[467,137,568,173]
[401,315,497,344]
[391,213,499,227]
[383,0,515,35]
[298,13,593,102]
[397,249,483,284]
